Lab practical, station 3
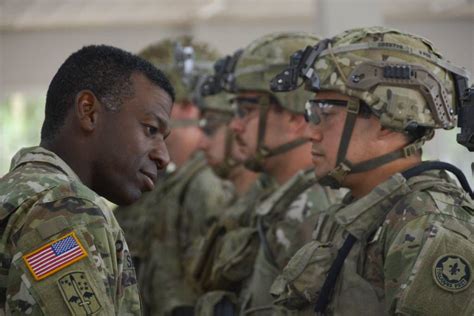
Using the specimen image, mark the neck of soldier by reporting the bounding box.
[41,135,93,187]
[345,154,423,199]
[228,165,258,196]
[265,142,313,185]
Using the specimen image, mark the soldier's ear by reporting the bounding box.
[74,90,100,132]
[288,113,307,136]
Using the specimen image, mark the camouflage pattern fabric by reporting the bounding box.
[306,26,460,132]
[271,168,474,315]
[194,170,342,316]
[118,152,235,315]
[0,146,141,315]
[239,169,341,316]
[233,32,319,114]
[192,174,279,292]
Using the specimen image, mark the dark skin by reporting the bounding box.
[41,72,173,205]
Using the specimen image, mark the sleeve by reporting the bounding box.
[383,193,474,316]
[6,196,141,315]
[140,195,197,315]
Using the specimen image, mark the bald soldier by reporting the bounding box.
[0,45,174,315]
[269,26,474,315]
[113,37,235,316]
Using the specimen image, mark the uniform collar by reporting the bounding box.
[333,173,411,240]
[10,146,82,183]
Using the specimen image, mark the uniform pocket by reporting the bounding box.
[270,240,337,310]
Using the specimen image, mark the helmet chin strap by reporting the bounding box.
[242,95,308,172]
[318,99,427,189]
[212,128,240,178]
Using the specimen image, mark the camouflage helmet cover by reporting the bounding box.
[233,32,320,114]
[308,27,470,132]
[193,75,234,116]
[139,35,220,103]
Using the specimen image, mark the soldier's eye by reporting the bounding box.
[144,124,158,136]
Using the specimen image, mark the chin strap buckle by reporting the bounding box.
[403,138,425,157]
[319,161,352,188]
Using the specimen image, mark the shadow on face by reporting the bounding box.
[91,73,173,205]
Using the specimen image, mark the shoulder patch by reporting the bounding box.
[58,271,102,315]
[23,232,88,280]
[432,254,472,292]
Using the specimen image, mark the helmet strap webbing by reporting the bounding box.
[211,126,240,179]
[350,139,425,173]
[244,95,271,171]
[319,100,425,188]
[244,95,308,171]
[336,99,360,165]
[170,119,200,128]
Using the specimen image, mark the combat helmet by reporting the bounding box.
[271,26,471,188]
[195,74,237,178]
[139,36,220,127]
[205,32,321,171]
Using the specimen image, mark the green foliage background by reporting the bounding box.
[1,94,45,176]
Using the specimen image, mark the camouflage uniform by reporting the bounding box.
[113,37,236,315]
[193,32,343,316]
[194,170,341,316]
[137,152,235,315]
[239,169,340,316]
[269,27,474,315]
[192,173,279,293]
[271,170,474,315]
[0,146,140,315]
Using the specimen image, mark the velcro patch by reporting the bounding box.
[58,271,102,315]
[23,232,88,280]
[432,254,472,292]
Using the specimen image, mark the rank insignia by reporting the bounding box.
[23,232,88,280]
[433,254,472,292]
[58,271,102,315]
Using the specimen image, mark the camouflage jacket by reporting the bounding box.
[271,167,474,316]
[239,168,340,316]
[134,152,235,315]
[0,146,140,315]
[192,173,279,293]
[194,169,341,316]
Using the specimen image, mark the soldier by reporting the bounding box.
[193,32,342,316]
[0,45,174,315]
[113,37,235,316]
[269,27,474,315]
[196,76,258,196]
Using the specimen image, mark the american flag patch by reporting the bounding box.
[23,232,88,281]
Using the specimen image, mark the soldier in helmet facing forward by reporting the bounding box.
[193,32,342,316]
[270,26,474,315]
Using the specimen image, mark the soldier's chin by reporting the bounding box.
[106,188,142,206]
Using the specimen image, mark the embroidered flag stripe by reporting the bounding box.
[23,232,88,281]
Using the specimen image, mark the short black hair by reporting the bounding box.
[41,44,175,141]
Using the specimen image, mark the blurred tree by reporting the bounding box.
[0,93,44,176]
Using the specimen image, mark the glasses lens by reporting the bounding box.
[304,100,321,125]
[231,97,259,119]
[199,118,217,136]
[305,99,348,125]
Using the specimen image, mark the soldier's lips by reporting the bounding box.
[205,154,218,166]
[311,151,325,163]
[235,136,246,148]
[140,170,157,191]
